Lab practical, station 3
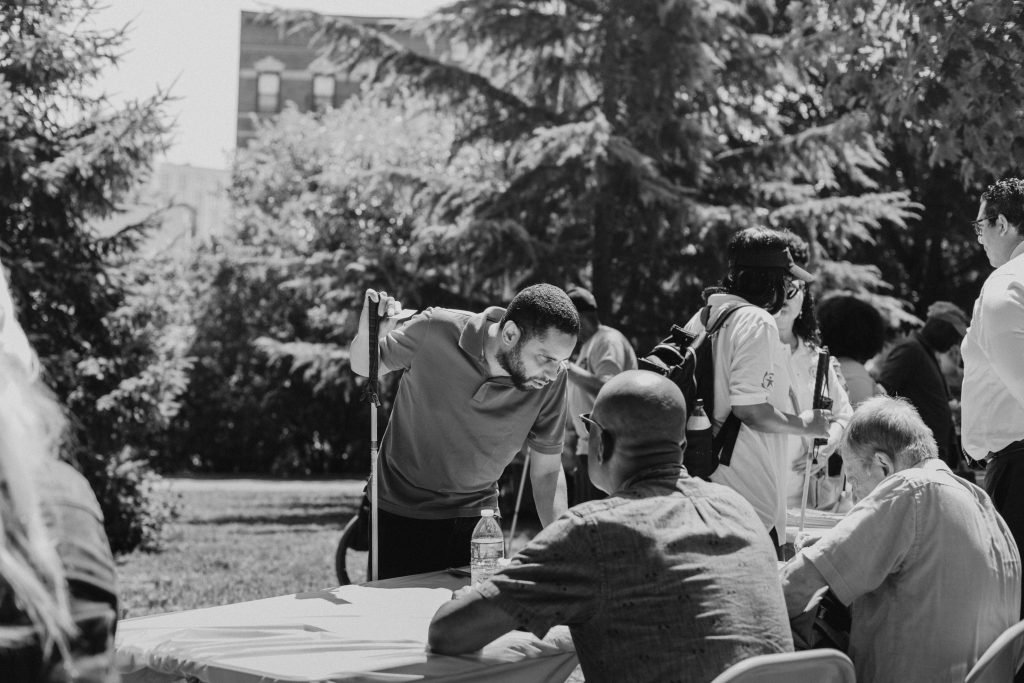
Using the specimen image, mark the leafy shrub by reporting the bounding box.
[81,448,179,554]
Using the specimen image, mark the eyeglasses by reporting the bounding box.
[971,215,996,236]
[579,412,605,436]
[785,280,806,300]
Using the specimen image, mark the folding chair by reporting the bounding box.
[710,649,856,683]
[965,620,1024,683]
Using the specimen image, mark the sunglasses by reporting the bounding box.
[785,280,806,300]
[579,412,604,436]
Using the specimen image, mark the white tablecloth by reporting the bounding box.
[115,571,577,683]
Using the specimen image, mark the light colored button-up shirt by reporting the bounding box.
[961,241,1024,458]
[802,459,1021,683]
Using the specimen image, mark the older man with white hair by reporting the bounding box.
[781,396,1021,683]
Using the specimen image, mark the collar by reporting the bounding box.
[707,293,749,307]
[910,458,951,475]
[617,462,685,491]
[1008,240,1024,264]
[458,306,506,364]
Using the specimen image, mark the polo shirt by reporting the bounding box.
[377,306,568,519]
[962,242,1024,458]
[684,293,792,537]
[801,459,1021,683]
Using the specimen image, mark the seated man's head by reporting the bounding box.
[840,396,938,501]
[498,284,579,391]
[583,370,685,493]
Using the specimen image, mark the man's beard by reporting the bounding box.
[496,339,539,391]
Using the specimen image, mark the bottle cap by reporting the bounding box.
[481,508,495,517]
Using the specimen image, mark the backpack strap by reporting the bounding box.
[703,303,754,468]
[704,302,753,335]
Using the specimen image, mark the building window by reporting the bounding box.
[312,74,335,110]
[256,72,280,113]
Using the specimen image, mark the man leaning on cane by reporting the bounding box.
[349,285,578,580]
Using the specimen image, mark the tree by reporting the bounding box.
[269,1,917,347]
[789,0,1024,312]
[168,96,502,474]
[1,0,178,551]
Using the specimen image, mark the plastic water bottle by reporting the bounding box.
[684,398,714,475]
[470,509,505,587]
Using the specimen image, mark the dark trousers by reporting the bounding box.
[374,508,481,580]
[983,439,1024,620]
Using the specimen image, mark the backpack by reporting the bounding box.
[638,303,751,479]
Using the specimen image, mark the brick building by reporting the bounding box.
[236,11,431,149]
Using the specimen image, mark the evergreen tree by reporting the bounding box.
[270,1,917,345]
[1,0,177,550]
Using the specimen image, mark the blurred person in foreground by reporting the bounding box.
[564,286,637,505]
[962,178,1024,620]
[429,370,793,683]
[773,236,853,512]
[683,227,831,555]
[816,294,888,406]
[350,284,578,579]
[876,302,968,469]
[781,396,1020,683]
[0,267,118,682]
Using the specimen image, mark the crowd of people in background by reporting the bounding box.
[5,177,1024,682]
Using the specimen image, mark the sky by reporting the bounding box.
[86,1,448,170]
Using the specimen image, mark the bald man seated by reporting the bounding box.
[428,370,793,683]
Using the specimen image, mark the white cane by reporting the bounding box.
[800,348,833,534]
[798,444,815,532]
[508,451,531,554]
[365,300,384,581]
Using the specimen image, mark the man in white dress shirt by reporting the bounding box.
[961,177,1024,617]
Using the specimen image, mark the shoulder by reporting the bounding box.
[592,326,633,352]
[870,463,950,503]
[417,307,469,325]
[36,460,103,517]
[980,269,1024,313]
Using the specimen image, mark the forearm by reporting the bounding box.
[780,554,829,617]
[733,403,812,436]
[429,591,518,654]
[348,309,414,377]
[529,453,568,526]
[349,332,372,377]
[565,362,604,395]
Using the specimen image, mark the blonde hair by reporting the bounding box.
[0,267,75,657]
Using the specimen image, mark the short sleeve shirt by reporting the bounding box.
[478,465,793,683]
[802,460,1021,683]
[684,294,793,536]
[567,325,637,453]
[377,306,568,519]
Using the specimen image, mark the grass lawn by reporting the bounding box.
[116,477,367,618]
